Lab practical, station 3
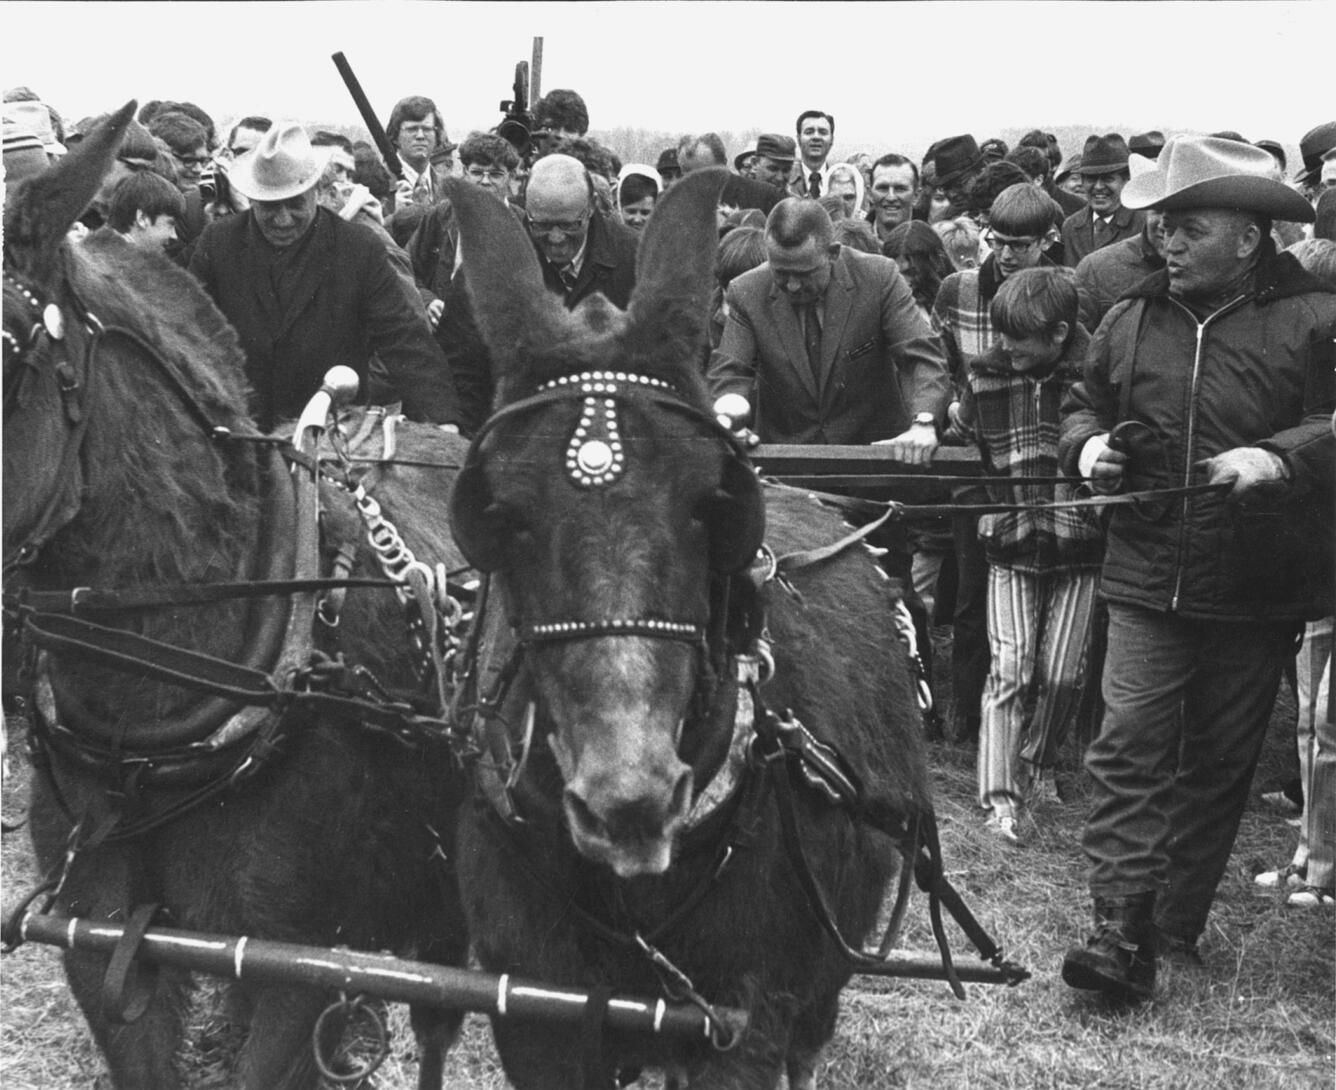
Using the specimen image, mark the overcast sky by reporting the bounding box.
[5,1,1332,161]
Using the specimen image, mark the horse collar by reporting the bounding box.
[535,371,677,489]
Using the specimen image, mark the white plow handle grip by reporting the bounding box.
[294,366,361,458]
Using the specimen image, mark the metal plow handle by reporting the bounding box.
[16,912,748,1041]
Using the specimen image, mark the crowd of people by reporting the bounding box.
[4,84,1333,1005]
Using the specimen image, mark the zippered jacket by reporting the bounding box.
[1059,247,1336,621]
[959,325,1104,574]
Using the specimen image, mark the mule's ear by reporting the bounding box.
[4,101,137,283]
[703,456,767,573]
[625,168,729,367]
[448,455,505,572]
[444,178,569,385]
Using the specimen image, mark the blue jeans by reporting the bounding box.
[1082,603,1299,941]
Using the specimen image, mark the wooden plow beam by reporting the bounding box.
[15,911,747,1042]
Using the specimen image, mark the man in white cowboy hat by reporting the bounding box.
[189,122,460,432]
[1059,136,1336,1000]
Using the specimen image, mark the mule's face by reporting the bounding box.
[460,382,759,877]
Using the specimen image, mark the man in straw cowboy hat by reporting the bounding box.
[1059,136,1335,1000]
[190,122,460,432]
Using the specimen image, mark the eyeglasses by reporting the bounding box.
[465,166,511,184]
[984,231,1040,254]
[525,208,591,236]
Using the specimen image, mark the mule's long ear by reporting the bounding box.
[625,167,729,366]
[4,100,136,283]
[444,178,569,381]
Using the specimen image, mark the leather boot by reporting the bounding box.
[1061,892,1157,1000]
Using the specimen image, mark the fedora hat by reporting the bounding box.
[755,133,796,164]
[1122,135,1315,222]
[1128,131,1166,159]
[1297,120,1336,184]
[228,121,324,201]
[1075,134,1130,176]
[932,134,983,187]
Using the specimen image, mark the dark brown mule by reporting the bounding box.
[3,104,468,1089]
[446,170,933,1087]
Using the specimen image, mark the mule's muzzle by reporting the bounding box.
[562,763,693,878]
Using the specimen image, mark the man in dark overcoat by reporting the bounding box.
[189,122,459,431]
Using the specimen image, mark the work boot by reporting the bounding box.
[1061,893,1157,1000]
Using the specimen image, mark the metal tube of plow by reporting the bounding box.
[18,913,746,1040]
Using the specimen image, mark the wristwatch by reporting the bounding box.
[913,412,936,428]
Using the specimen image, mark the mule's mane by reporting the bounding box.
[67,229,254,427]
[45,230,263,589]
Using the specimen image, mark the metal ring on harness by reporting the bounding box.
[312,992,391,1084]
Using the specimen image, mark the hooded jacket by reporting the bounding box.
[1059,246,1336,621]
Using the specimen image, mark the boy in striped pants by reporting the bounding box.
[955,268,1103,844]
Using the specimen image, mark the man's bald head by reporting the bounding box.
[526,153,595,266]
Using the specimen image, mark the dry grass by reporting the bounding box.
[2,682,1332,1089]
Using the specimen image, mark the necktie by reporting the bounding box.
[559,263,580,294]
[802,304,822,384]
[809,171,822,198]
[1093,216,1113,248]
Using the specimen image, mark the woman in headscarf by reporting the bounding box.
[615,163,662,231]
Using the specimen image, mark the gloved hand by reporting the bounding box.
[1197,446,1291,500]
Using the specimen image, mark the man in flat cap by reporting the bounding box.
[752,133,797,193]
[1059,136,1335,1001]
[190,122,460,431]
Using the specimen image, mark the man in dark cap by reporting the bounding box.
[656,147,681,189]
[1060,136,1334,1001]
[1294,121,1336,204]
[752,133,796,192]
[1060,134,1145,266]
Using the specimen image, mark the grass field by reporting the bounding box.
[2,681,1332,1089]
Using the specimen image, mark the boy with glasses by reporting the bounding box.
[932,182,1064,745]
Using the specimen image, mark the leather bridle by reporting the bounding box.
[2,267,98,574]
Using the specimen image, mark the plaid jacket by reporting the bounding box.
[957,324,1103,574]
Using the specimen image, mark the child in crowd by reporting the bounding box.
[955,268,1103,844]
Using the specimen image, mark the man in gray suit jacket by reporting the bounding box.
[708,198,950,461]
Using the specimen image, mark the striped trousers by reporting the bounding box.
[978,565,1099,817]
[1295,617,1334,890]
